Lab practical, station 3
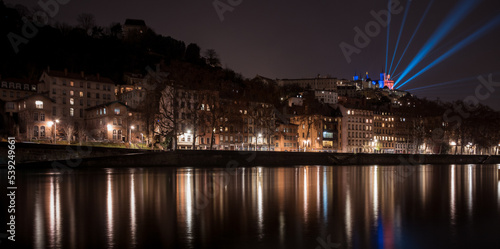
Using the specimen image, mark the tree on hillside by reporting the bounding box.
[185,43,201,64]
[204,49,221,67]
[77,13,96,35]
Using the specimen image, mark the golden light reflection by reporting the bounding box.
[130,174,137,246]
[467,165,474,218]
[303,167,308,224]
[345,183,352,249]
[106,171,114,248]
[257,167,264,240]
[372,166,379,225]
[450,165,456,225]
[34,189,44,249]
[48,177,62,248]
[185,170,194,243]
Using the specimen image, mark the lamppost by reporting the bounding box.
[129,125,135,144]
[107,124,112,141]
[47,121,53,143]
[450,141,457,155]
[257,133,262,151]
[48,119,59,144]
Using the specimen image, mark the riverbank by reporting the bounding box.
[4,142,499,168]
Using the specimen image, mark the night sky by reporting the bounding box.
[5,0,500,109]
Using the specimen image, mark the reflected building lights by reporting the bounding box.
[130,174,137,246]
[106,172,114,248]
[345,186,353,249]
[323,169,328,223]
[257,167,264,239]
[186,170,194,244]
[467,165,473,218]
[303,167,308,225]
[450,165,456,225]
[317,167,320,220]
[48,177,62,248]
[373,166,379,225]
[34,188,44,248]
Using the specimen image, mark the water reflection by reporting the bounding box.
[14,164,500,248]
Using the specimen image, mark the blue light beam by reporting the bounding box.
[385,0,392,74]
[388,0,412,75]
[405,77,477,92]
[390,0,434,77]
[393,0,482,88]
[406,72,500,92]
[397,15,500,89]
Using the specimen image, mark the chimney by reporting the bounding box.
[81,71,85,78]
[64,68,68,76]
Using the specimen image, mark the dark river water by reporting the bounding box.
[4,164,500,248]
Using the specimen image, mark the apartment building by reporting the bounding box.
[38,69,116,124]
[339,106,374,153]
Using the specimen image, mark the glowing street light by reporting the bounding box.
[49,120,59,144]
[129,125,135,144]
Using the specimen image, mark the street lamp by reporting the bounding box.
[450,141,457,155]
[129,125,135,144]
[49,120,59,144]
[47,121,54,143]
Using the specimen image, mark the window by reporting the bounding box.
[40,113,45,121]
[96,93,99,99]
[103,108,106,114]
[113,118,117,125]
[118,118,122,125]
[40,126,45,137]
[70,81,74,86]
[87,82,91,88]
[118,130,122,139]
[80,109,83,118]
[34,112,38,121]
[70,108,74,117]
[114,108,120,115]
[87,92,91,98]
[62,98,66,104]
[35,101,43,109]
[113,130,117,140]
[52,88,56,94]
[80,82,84,88]
[80,99,83,106]
[62,80,66,86]
[79,91,83,97]
[70,98,74,105]
[96,84,99,90]
[34,126,39,137]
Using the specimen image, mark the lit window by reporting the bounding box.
[70,108,74,117]
[70,98,74,105]
[114,108,120,115]
[70,81,74,86]
[35,101,43,109]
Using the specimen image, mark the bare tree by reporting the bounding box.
[61,120,76,144]
[77,13,96,35]
[204,49,221,67]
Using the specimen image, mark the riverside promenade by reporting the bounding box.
[2,142,500,168]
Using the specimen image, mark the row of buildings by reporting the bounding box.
[1,67,429,153]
